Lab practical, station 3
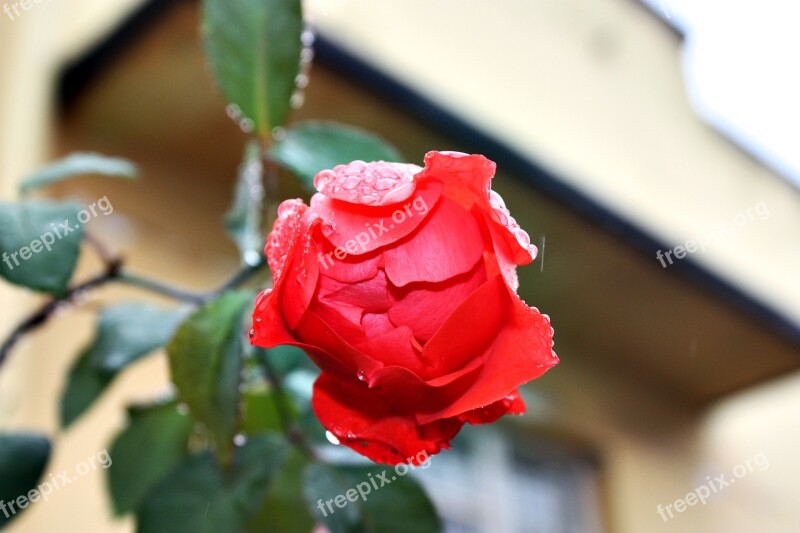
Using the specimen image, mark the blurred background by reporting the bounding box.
[1,0,798,531]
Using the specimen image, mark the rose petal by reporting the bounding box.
[313,161,422,207]
[457,389,526,425]
[418,286,558,424]
[387,261,487,342]
[279,219,322,330]
[354,325,424,372]
[420,275,510,377]
[309,180,442,256]
[383,198,484,287]
[266,199,309,283]
[312,372,464,465]
[319,269,390,315]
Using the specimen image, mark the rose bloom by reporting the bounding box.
[251,151,557,465]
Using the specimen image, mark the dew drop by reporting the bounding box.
[233,434,247,447]
[249,328,256,339]
[295,73,310,89]
[290,93,305,109]
[226,103,242,120]
[244,250,261,267]
[357,369,366,381]
[301,29,315,47]
[321,222,336,237]
[239,118,255,133]
[325,431,341,445]
[272,126,287,141]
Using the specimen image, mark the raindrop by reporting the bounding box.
[325,431,341,445]
[290,93,305,109]
[295,73,310,89]
[226,103,242,120]
[272,126,287,141]
[357,369,366,381]
[239,118,255,133]
[321,222,336,237]
[244,250,261,267]
[249,328,256,339]
[301,29,315,47]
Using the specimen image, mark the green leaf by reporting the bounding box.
[136,435,287,533]
[19,152,137,194]
[225,141,265,265]
[241,390,284,436]
[60,303,187,428]
[60,347,111,428]
[303,463,442,533]
[0,200,84,294]
[167,291,253,460]
[269,121,404,191]
[202,0,304,135]
[247,449,314,533]
[108,400,194,515]
[89,303,188,375]
[0,433,51,528]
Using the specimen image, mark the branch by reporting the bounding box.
[0,252,268,370]
[0,259,122,369]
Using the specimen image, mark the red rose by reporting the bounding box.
[251,151,557,465]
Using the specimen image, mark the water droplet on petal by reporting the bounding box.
[325,431,341,445]
[249,328,256,339]
[357,369,366,381]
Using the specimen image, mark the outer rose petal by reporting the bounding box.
[313,160,422,206]
[457,389,526,425]
[419,151,535,266]
[418,282,558,425]
[312,372,464,465]
[309,180,442,256]
[266,199,309,282]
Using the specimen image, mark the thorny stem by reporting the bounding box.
[258,352,317,460]
[0,248,267,369]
